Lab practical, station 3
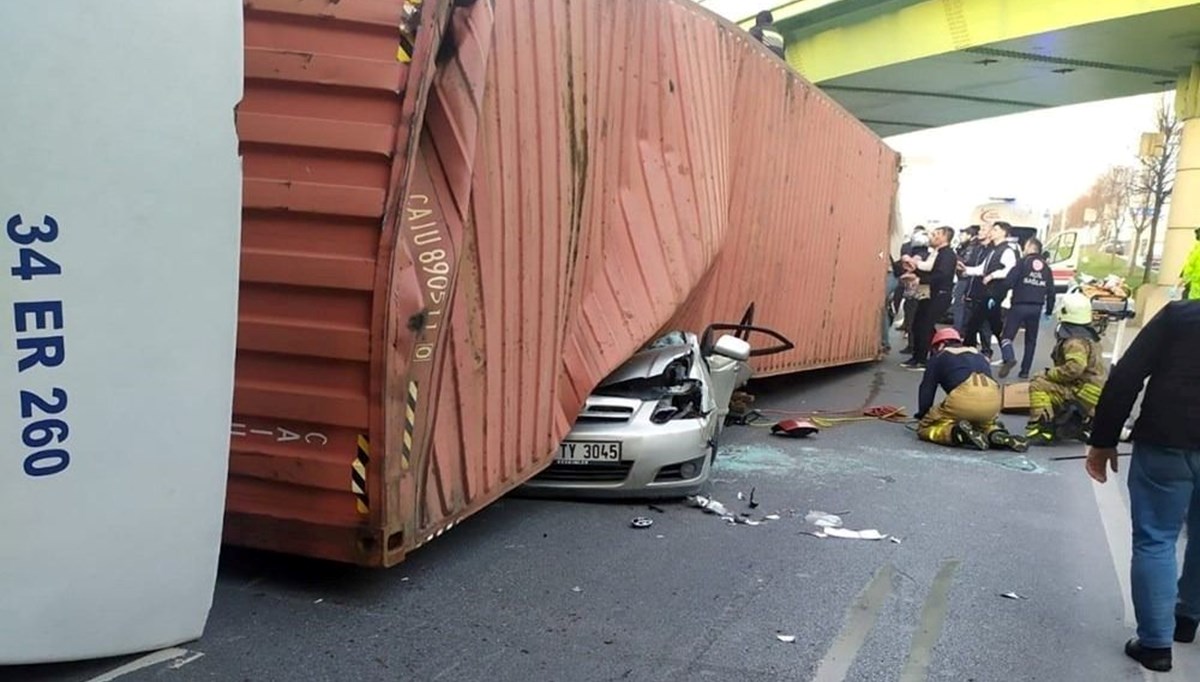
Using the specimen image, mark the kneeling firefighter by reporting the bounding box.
[915,328,1027,451]
[1026,292,1107,445]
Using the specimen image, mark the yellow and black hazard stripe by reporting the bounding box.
[397,0,423,63]
[352,435,370,515]
[401,381,418,470]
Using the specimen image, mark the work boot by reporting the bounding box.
[952,421,989,451]
[1025,421,1055,447]
[998,360,1017,379]
[989,430,1029,453]
[1177,614,1199,643]
[1125,638,1171,672]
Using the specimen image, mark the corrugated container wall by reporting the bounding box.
[224,0,898,566]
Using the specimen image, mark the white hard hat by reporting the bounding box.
[1057,292,1093,325]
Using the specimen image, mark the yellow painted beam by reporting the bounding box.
[786,0,1200,82]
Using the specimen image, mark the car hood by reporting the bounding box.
[596,343,694,388]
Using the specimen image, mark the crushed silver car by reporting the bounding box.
[525,322,791,498]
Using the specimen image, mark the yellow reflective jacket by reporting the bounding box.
[1046,325,1106,386]
[1181,244,1200,300]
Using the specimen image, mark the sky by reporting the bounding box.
[887,92,1171,231]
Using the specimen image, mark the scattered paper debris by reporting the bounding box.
[805,511,844,528]
[571,586,583,593]
[313,598,324,604]
[775,634,796,644]
[1000,592,1026,600]
[737,492,745,501]
[655,534,665,539]
[400,577,410,582]
[630,517,654,529]
[765,514,781,521]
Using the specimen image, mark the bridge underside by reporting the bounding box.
[787,2,1200,137]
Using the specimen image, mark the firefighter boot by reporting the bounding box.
[989,429,1029,453]
[1025,420,1056,447]
[952,421,989,451]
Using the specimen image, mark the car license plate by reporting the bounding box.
[556,441,621,464]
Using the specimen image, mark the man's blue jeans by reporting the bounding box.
[1129,443,1200,648]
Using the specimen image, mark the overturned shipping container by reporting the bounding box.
[227,0,898,565]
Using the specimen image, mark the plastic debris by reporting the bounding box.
[313,598,324,604]
[889,537,903,544]
[1000,592,1026,600]
[737,491,745,501]
[805,511,844,528]
[775,634,796,644]
[820,528,886,541]
[647,504,666,514]
[765,514,781,521]
[771,419,819,438]
[655,534,665,539]
[630,517,654,529]
[748,487,759,509]
[571,586,583,593]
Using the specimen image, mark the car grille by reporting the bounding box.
[534,461,633,482]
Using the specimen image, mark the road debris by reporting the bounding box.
[571,586,583,593]
[748,487,760,509]
[1000,592,1026,600]
[820,528,886,541]
[805,511,844,528]
[630,517,654,529]
[889,536,903,544]
[765,514,781,521]
[737,491,745,501]
[771,419,819,438]
[775,634,797,644]
[647,504,666,514]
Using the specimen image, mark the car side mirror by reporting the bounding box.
[711,335,751,362]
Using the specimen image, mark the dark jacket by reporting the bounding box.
[1090,301,1200,449]
[922,246,957,297]
[962,241,992,299]
[1007,253,1056,314]
[918,345,994,417]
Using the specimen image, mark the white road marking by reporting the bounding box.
[83,647,196,681]
[1091,478,1136,627]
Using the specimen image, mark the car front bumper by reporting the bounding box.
[523,413,716,499]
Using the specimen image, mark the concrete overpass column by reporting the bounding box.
[1143,64,1200,321]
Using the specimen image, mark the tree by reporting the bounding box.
[1128,99,1182,281]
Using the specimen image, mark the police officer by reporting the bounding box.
[999,237,1056,379]
[748,11,786,59]
[914,328,1027,451]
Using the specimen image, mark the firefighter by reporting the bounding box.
[915,328,1028,451]
[1025,292,1107,445]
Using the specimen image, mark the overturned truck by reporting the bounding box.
[228,0,899,565]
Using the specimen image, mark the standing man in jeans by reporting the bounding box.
[902,226,957,370]
[1086,300,1200,672]
[999,237,1055,379]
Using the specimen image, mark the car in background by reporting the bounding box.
[524,322,791,498]
[1100,240,1127,256]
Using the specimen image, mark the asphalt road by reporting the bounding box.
[10,322,1198,681]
